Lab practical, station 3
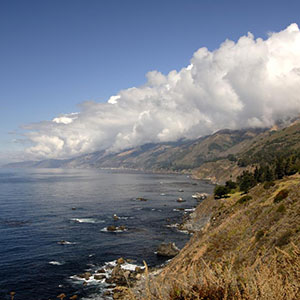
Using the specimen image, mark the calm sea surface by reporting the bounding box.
[0,168,213,300]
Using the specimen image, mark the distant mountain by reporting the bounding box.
[4,122,300,184]
[4,128,266,171]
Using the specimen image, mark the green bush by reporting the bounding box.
[274,189,289,203]
[214,185,229,199]
[263,181,275,190]
[225,180,237,190]
[236,195,252,205]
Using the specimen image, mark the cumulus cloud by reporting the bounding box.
[24,24,300,159]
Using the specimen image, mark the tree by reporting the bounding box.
[214,185,229,199]
[237,171,256,193]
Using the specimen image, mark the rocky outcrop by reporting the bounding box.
[156,242,179,257]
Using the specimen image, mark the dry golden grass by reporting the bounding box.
[122,244,300,300]
[120,175,300,300]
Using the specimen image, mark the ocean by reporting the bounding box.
[0,168,213,299]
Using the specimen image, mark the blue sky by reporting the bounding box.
[1,0,300,159]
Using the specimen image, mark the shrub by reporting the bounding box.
[276,204,286,213]
[274,189,289,203]
[214,185,229,199]
[263,181,275,190]
[227,154,237,162]
[225,180,237,190]
[236,195,252,205]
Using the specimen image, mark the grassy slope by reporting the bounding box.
[87,128,264,171]
[122,174,300,299]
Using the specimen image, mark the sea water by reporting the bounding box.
[0,168,213,299]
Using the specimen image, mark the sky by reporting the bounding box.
[1,0,300,163]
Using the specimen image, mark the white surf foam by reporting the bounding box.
[71,218,104,224]
[49,261,64,265]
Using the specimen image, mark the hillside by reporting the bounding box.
[118,174,300,299]
[4,128,265,172]
[5,122,300,187]
[193,122,300,183]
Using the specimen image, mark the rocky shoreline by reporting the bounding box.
[100,194,213,300]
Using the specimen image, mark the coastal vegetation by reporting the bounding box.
[107,122,300,299]
[117,173,300,299]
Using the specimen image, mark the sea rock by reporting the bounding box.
[177,197,186,203]
[113,214,120,221]
[111,265,122,277]
[97,268,106,273]
[57,240,71,245]
[78,272,92,280]
[117,257,125,265]
[137,197,147,201]
[118,225,127,231]
[94,274,106,280]
[156,242,180,257]
[107,225,117,232]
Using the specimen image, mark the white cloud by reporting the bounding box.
[23,24,300,159]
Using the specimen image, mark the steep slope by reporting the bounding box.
[123,174,300,300]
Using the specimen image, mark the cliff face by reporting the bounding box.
[124,174,300,300]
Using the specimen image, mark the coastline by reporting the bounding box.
[106,193,216,300]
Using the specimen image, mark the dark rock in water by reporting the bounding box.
[94,274,106,280]
[118,225,127,231]
[57,240,72,245]
[71,207,77,210]
[136,197,148,201]
[97,268,106,273]
[117,257,125,265]
[177,197,186,203]
[78,272,92,280]
[106,225,127,232]
[156,242,180,257]
[113,214,120,221]
[107,225,117,232]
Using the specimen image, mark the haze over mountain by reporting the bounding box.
[21,24,300,161]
